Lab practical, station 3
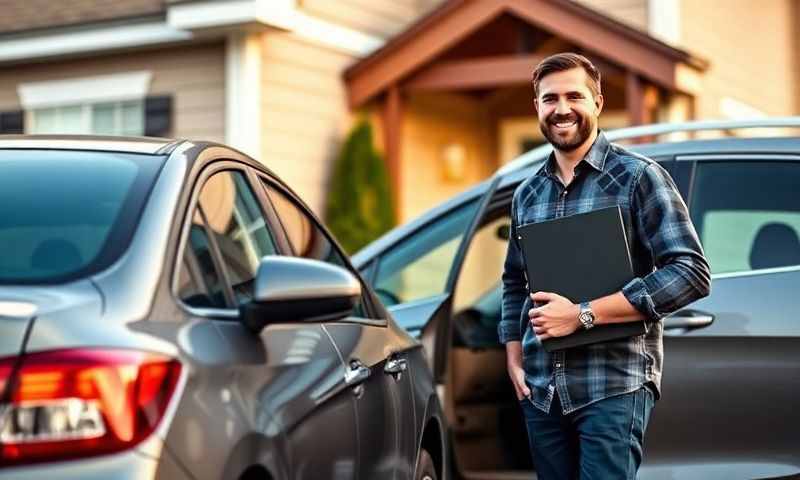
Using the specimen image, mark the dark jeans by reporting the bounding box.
[519,387,654,480]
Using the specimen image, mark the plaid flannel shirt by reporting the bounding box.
[499,132,711,414]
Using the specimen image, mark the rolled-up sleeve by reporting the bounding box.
[499,194,528,343]
[622,162,711,322]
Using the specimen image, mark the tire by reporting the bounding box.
[415,448,438,480]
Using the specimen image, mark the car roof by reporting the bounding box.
[0,134,180,155]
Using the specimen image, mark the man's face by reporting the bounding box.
[535,67,603,152]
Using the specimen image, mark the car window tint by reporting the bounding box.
[261,181,372,318]
[690,161,800,274]
[179,170,278,307]
[177,211,229,308]
[374,200,479,306]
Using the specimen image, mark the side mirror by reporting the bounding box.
[240,256,362,333]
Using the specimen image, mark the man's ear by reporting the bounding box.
[533,98,539,113]
[594,94,605,114]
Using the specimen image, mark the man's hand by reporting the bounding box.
[505,341,531,401]
[529,291,581,341]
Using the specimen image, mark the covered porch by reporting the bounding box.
[344,0,706,222]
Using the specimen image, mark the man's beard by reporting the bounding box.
[539,111,596,152]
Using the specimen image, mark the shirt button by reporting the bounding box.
[555,363,562,368]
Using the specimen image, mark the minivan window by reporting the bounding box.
[373,200,479,306]
[690,161,800,274]
[0,150,164,284]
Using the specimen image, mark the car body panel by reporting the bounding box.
[0,136,446,480]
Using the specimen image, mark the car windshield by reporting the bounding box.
[0,149,165,284]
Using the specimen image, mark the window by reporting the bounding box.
[0,150,164,284]
[261,180,373,318]
[29,100,144,136]
[372,201,479,306]
[690,161,800,274]
[178,170,278,308]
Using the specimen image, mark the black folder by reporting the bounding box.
[517,205,646,352]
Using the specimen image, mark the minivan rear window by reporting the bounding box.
[0,149,165,284]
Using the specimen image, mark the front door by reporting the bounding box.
[172,165,358,479]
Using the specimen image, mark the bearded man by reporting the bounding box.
[499,52,711,479]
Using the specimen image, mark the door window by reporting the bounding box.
[178,170,279,307]
[260,180,375,318]
[372,201,479,306]
[689,160,800,274]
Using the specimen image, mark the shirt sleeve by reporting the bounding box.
[621,162,712,322]
[499,192,528,343]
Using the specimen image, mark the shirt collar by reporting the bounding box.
[537,130,611,178]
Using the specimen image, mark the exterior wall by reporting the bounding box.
[398,92,493,222]
[678,0,799,121]
[259,0,447,216]
[260,31,359,216]
[574,0,648,31]
[300,0,446,39]
[0,42,226,142]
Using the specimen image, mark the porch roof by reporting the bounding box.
[344,0,708,107]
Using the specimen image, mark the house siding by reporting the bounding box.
[0,42,226,142]
[678,0,799,120]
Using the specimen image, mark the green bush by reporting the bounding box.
[325,120,396,254]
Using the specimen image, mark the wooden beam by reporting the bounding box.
[382,84,403,219]
[404,54,545,92]
[346,0,507,107]
[504,0,679,90]
[626,70,645,127]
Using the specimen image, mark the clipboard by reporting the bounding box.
[517,205,646,351]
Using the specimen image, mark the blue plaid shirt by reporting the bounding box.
[499,132,710,414]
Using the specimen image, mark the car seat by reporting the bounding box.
[748,222,800,270]
[31,238,84,273]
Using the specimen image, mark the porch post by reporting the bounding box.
[625,70,646,127]
[382,84,403,219]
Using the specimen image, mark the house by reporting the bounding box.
[1,0,797,221]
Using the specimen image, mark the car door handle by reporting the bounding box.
[344,360,371,387]
[664,310,714,331]
[384,356,408,375]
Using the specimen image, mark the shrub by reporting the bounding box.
[325,120,395,254]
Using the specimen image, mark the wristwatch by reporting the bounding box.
[578,301,595,330]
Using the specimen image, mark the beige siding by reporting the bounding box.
[300,0,446,38]
[260,32,358,216]
[399,92,493,222]
[573,0,648,31]
[0,43,226,142]
[679,0,799,120]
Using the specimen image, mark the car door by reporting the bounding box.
[170,161,359,480]
[642,155,800,479]
[257,175,420,479]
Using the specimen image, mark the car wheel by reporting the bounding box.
[415,448,438,480]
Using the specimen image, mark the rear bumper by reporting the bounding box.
[0,446,192,480]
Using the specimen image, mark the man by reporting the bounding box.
[498,52,711,479]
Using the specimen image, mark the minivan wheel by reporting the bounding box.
[415,448,438,480]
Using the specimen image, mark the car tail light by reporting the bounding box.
[0,348,181,466]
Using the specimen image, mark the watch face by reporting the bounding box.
[579,311,593,325]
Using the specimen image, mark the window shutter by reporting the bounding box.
[0,111,24,134]
[144,96,172,137]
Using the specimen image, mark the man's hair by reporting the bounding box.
[531,52,602,99]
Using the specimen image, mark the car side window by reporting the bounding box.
[179,170,279,307]
[260,180,375,319]
[372,200,479,307]
[689,160,800,274]
[177,211,229,308]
